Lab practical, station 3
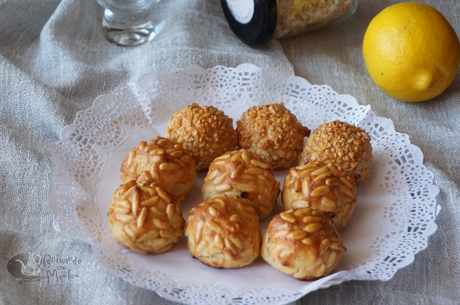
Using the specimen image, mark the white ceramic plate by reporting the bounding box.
[49,64,440,305]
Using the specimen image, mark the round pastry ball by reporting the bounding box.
[283,162,357,230]
[185,196,261,268]
[299,121,373,182]
[261,208,346,280]
[165,103,237,171]
[202,149,280,219]
[120,136,196,202]
[109,180,185,254]
[236,102,310,169]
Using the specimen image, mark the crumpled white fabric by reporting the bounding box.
[1,0,459,303]
[0,0,291,304]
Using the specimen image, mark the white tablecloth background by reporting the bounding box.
[0,0,459,304]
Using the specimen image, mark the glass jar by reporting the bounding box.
[221,0,360,45]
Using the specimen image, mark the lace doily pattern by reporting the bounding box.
[49,64,440,304]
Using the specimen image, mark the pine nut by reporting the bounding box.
[320,238,331,254]
[293,208,311,216]
[195,241,207,254]
[242,151,250,164]
[231,153,241,162]
[156,187,171,202]
[154,218,172,229]
[150,207,162,215]
[291,200,310,209]
[231,164,244,178]
[180,154,191,163]
[149,237,169,250]
[159,162,181,171]
[126,150,136,166]
[214,234,224,249]
[150,164,159,179]
[302,216,323,223]
[314,172,333,181]
[114,207,131,214]
[137,229,159,242]
[115,200,131,209]
[327,252,337,268]
[152,148,165,155]
[166,204,175,222]
[311,166,329,176]
[316,264,326,277]
[244,168,264,175]
[229,214,240,222]
[302,177,311,193]
[224,238,237,255]
[240,248,253,257]
[132,191,140,215]
[141,196,159,207]
[330,242,346,251]
[206,220,223,234]
[170,150,183,158]
[195,221,204,242]
[137,207,147,228]
[280,212,296,223]
[157,139,169,146]
[251,159,269,169]
[321,196,338,210]
[288,230,308,240]
[294,180,302,192]
[159,229,173,238]
[213,198,225,206]
[213,172,229,185]
[311,185,331,196]
[214,184,232,193]
[339,184,355,198]
[116,214,134,223]
[229,235,243,249]
[124,226,135,238]
[304,223,323,233]
[208,206,217,217]
[340,176,356,189]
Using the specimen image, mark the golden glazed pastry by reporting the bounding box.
[261,208,346,281]
[236,103,310,169]
[119,136,196,202]
[165,103,238,171]
[282,162,357,230]
[299,121,373,182]
[185,196,261,269]
[202,149,280,219]
[109,180,185,254]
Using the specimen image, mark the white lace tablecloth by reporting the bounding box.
[1,0,459,304]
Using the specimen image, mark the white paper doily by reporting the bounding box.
[49,64,440,305]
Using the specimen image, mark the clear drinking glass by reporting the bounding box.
[95,0,160,47]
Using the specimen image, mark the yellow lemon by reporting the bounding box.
[363,2,460,102]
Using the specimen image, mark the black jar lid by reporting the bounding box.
[221,0,278,46]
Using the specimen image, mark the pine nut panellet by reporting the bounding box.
[185,196,261,269]
[202,149,280,220]
[109,181,185,255]
[261,208,346,281]
[283,162,357,230]
[120,136,196,202]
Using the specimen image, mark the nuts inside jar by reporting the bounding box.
[274,0,354,39]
